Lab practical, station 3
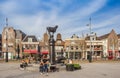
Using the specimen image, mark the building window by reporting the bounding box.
[26,45,29,49]
[97,51,101,56]
[71,46,73,50]
[110,45,113,50]
[16,39,20,43]
[28,38,32,42]
[31,45,34,49]
[76,46,78,50]
[23,45,25,48]
[66,46,69,50]
[90,37,94,41]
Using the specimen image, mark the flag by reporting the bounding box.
[86,24,90,26]
[6,18,8,26]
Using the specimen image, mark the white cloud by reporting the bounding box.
[62,0,107,21]
[0,1,18,15]
[92,14,120,36]
[2,0,119,40]
[93,15,120,29]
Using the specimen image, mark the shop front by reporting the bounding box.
[65,52,82,59]
[108,50,118,59]
[3,52,13,60]
[23,49,38,59]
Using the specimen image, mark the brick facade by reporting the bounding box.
[55,33,65,57]
[2,27,26,59]
[1,26,120,60]
[2,27,16,59]
[0,34,2,57]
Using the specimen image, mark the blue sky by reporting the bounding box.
[0,0,120,39]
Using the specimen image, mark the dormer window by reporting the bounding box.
[28,38,32,42]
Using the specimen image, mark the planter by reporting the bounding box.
[73,64,81,70]
[66,64,74,71]
[66,64,81,71]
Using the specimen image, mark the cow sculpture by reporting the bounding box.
[47,25,58,34]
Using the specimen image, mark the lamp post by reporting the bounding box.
[17,44,20,59]
[38,45,41,61]
[61,48,63,57]
[47,25,58,64]
[22,46,25,59]
[5,28,8,62]
[87,18,92,63]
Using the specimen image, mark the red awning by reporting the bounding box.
[108,50,118,52]
[41,51,49,54]
[24,49,38,54]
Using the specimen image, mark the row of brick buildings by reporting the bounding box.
[0,26,120,60]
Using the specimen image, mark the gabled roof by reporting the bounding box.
[22,35,38,42]
[117,34,120,38]
[97,33,109,40]
[98,29,118,40]
[15,29,26,40]
[14,30,22,39]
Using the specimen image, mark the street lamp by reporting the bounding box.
[47,25,58,64]
[22,46,25,59]
[87,18,92,63]
[17,44,20,59]
[38,45,41,61]
[5,28,8,62]
[4,18,9,62]
[61,48,63,57]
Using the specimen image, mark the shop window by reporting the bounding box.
[75,52,81,59]
[87,46,89,49]
[97,52,101,56]
[69,52,74,59]
[26,45,29,49]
